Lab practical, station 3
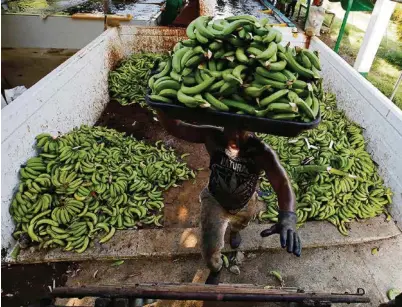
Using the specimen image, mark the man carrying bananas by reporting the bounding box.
[158,111,301,284]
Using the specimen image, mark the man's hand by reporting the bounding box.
[260,211,301,257]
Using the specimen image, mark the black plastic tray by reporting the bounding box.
[146,61,320,137]
[146,94,321,137]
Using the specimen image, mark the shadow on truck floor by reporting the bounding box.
[96,100,211,229]
[1,262,72,307]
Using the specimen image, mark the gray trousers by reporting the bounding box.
[199,188,260,272]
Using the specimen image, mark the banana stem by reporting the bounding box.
[9,244,21,261]
[327,167,366,182]
[294,165,368,182]
[293,165,327,173]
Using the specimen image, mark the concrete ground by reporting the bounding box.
[59,235,402,307]
[16,216,401,263]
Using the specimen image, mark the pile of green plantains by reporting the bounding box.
[10,125,194,253]
[109,53,166,107]
[257,92,393,235]
[148,15,321,122]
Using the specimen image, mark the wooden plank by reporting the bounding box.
[191,269,210,283]
[154,269,209,307]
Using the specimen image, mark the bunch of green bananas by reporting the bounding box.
[109,53,166,108]
[148,15,322,122]
[257,92,393,236]
[10,125,194,253]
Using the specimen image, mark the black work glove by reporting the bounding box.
[260,211,301,257]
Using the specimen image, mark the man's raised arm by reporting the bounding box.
[157,110,220,143]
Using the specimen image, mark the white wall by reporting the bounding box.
[1,13,161,49]
[311,38,402,228]
[1,15,104,49]
[1,28,122,252]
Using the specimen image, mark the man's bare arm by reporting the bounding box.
[157,110,221,143]
[257,141,300,256]
[256,143,296,212]
[259,145,302,257]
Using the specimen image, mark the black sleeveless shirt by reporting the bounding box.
[208,136,262,211]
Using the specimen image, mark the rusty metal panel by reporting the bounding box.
[119,26,187,55]
[119,26,187,36]
[118,26,306,55]
[199,0,214,16]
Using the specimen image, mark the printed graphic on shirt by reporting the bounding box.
[209,149,258,210]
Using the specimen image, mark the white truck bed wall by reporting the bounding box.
[310,38,402,226]
[2,27,401,254]
[2,15,104,49]
[1,28,115,252]
[1,13,161,49]
[0,26,186,253]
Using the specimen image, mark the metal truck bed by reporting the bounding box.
[1,25,401,260]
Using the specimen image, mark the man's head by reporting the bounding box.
[223,128,250,148]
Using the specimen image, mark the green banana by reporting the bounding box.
[302,49,321,70]
[181,77,216,95]
[203,93,230,111]
[177,90,206,108]
[244,84,271,98]
[235,48,249,64]
[259,89,290,107]
[256,42,277,60]
[172,47,191,73]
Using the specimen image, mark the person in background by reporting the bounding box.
[285,0,298,18]
[160,0,183,26]
[305,0,326,36]
[275,0,287,14]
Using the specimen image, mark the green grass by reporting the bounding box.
[324,17,402,108]
[294,5,402,108]
[367,59,402,108]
